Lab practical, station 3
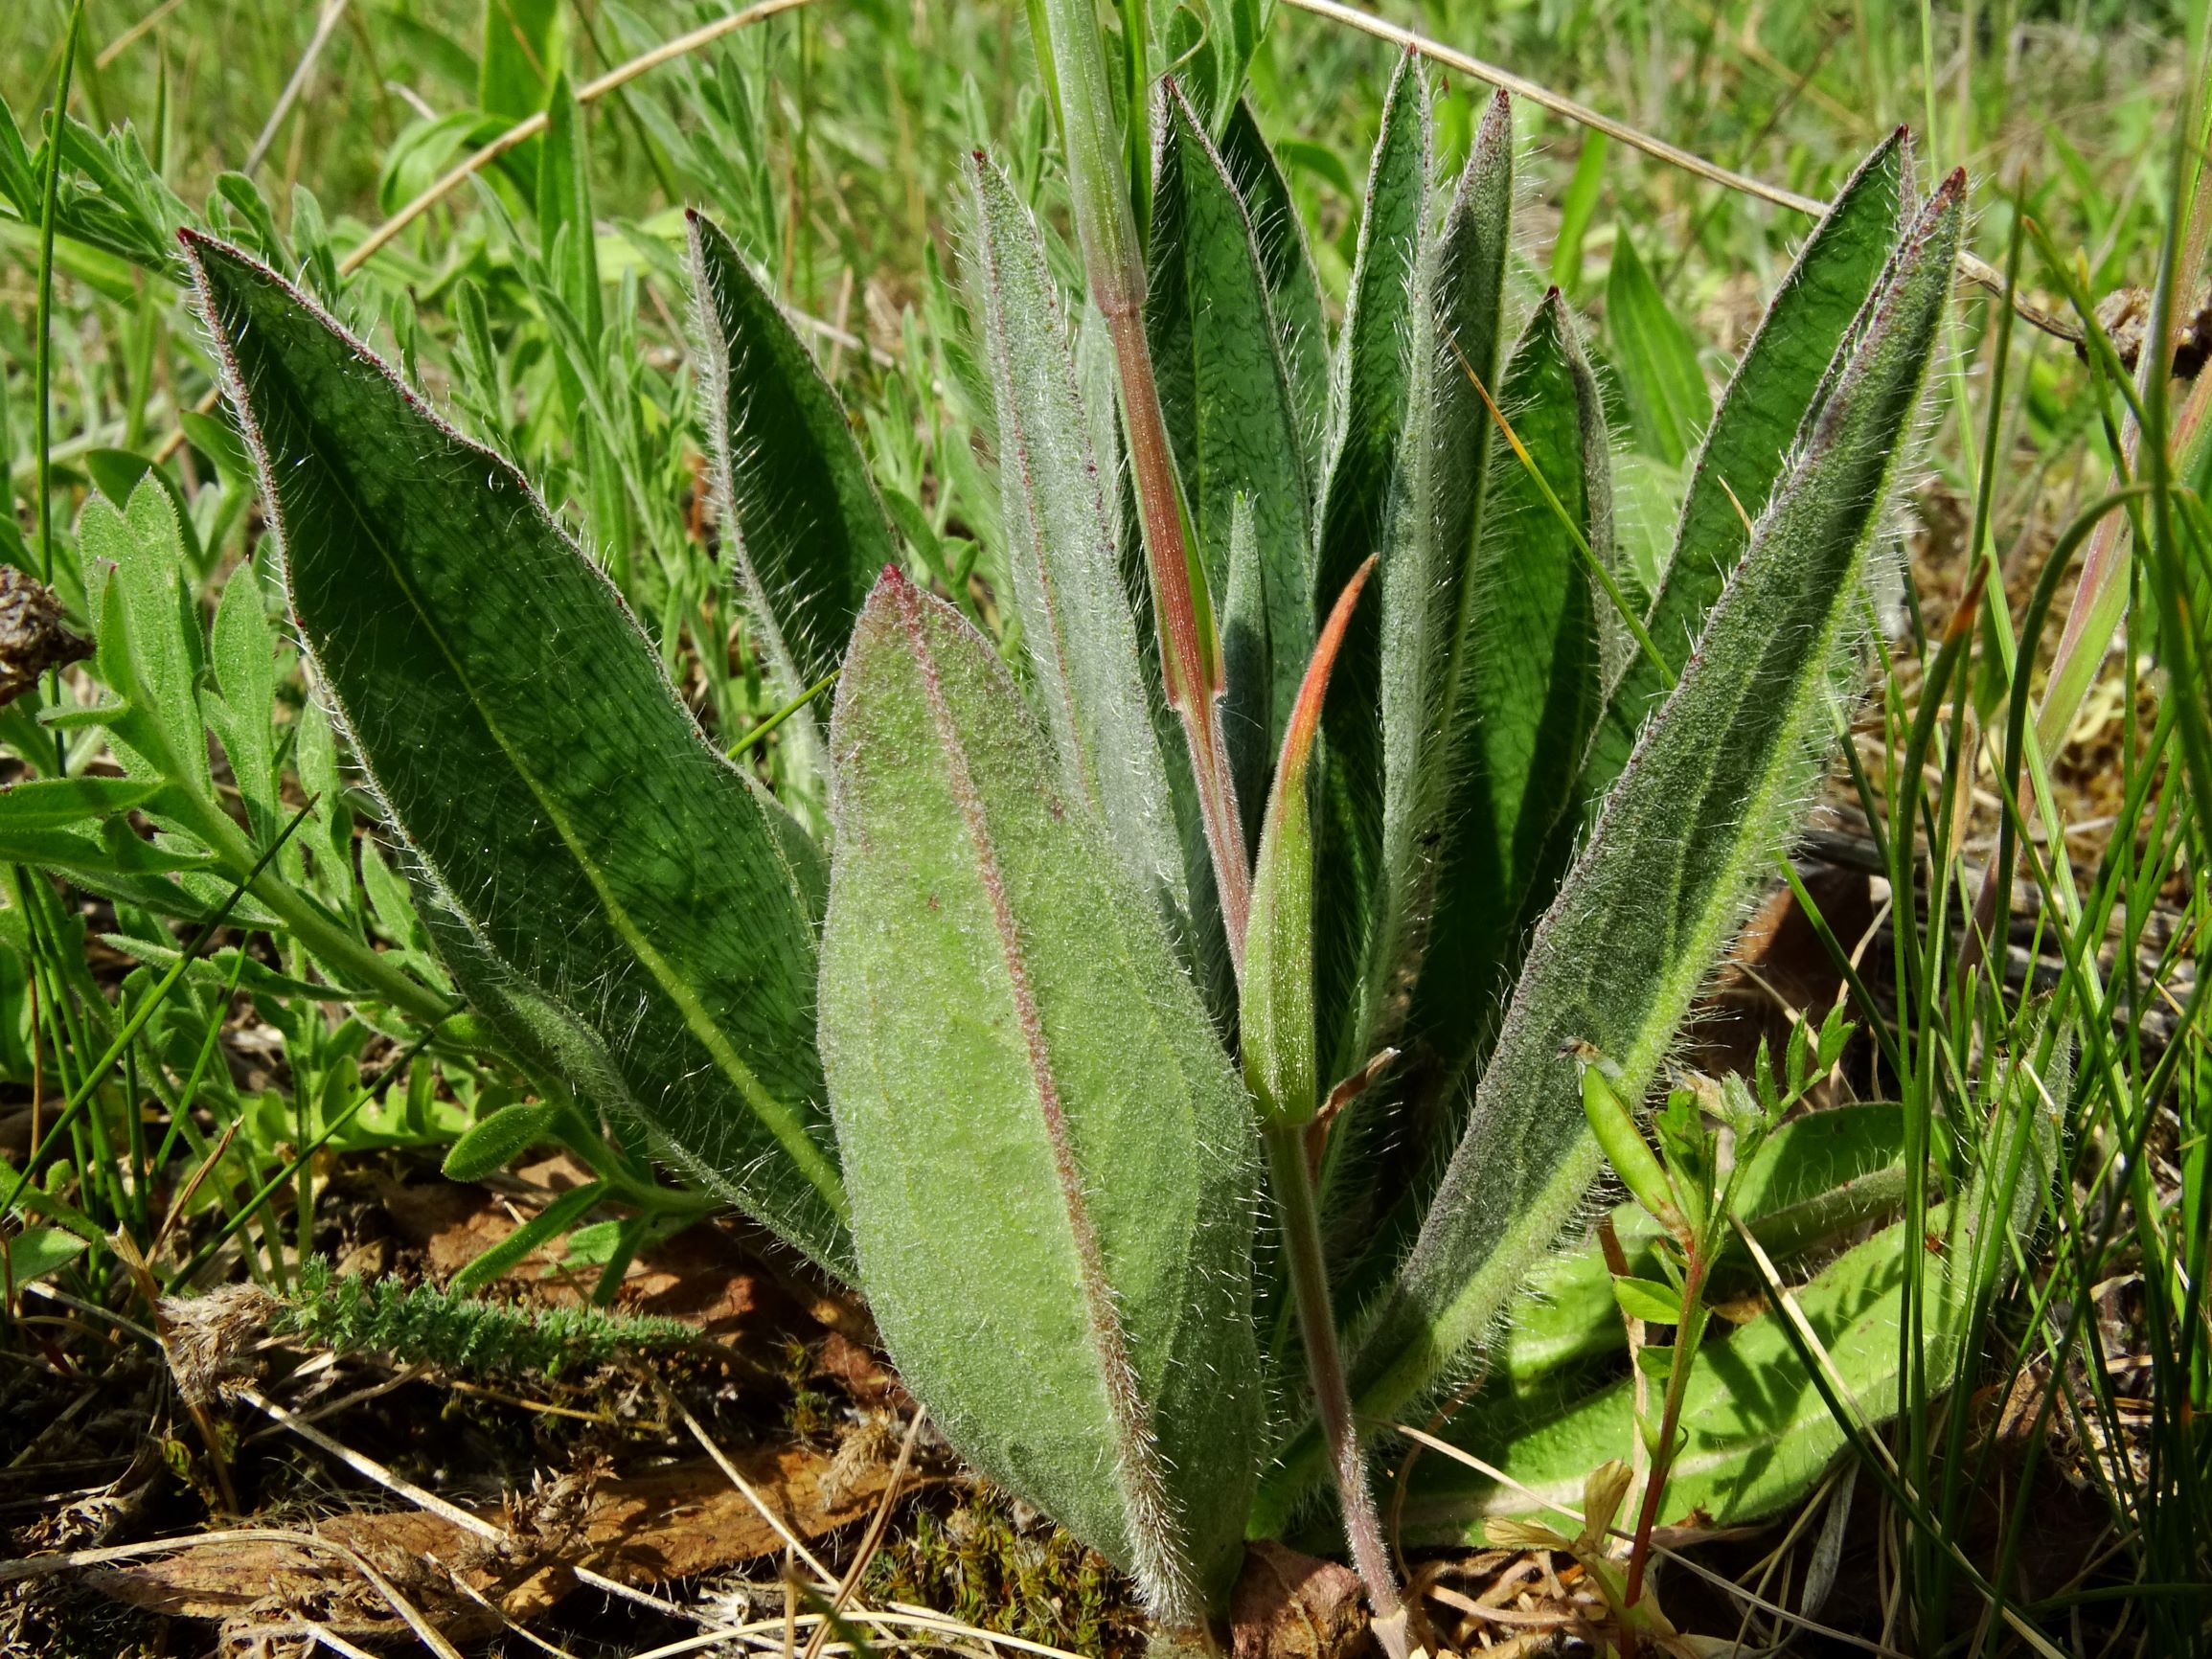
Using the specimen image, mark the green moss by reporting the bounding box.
[865,1485,1146,1659]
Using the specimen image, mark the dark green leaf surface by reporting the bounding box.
[820,570,1262,1622]
[1578,132,1909,810]
[1147,80,1314,744]
[1403,292,1607,1096]
[1311,51,1427,1071]
[186,233,847,1274]
[1366,91,1517,1072]
[1299,174,1966,1506]
[689,210,895,769]
[1218,100,1332,485]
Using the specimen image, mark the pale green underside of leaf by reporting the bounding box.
[1296,175,1966,1497]
[966,157,1191,953]
[187,233,849,1276]
[689,210,895,774]
[819,574,1262,1616]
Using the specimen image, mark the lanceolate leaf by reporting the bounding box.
[820,570,1262,1624]
[1369,91,1519,1071]
[1218,100,1332,484]
[966,156,1190,948]
[1577,131,1910,811]
[1148,80,1314,744]
[186,232,849,1275]
[1288,172,1968,1504]
[1402,292,1608,1099]
[689,210,896,776]
[1311,51,1427,1069]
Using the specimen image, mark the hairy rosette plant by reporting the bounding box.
[174,8,1975,1645]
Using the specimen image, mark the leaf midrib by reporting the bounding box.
[890,580,1182,1591]
[284,375,844,1216]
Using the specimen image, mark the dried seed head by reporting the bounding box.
[156,1283,281,1408]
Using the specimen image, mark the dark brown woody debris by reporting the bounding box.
[0,564,93,708]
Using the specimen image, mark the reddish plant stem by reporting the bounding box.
[1623,1243,1709,1613]
[1263,1123,1410,1658]
[1102,304,1252,968]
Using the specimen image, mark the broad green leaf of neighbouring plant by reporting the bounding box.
[1,1226,87,1287]
[1498,1102,1908,1388]
[1251,171,1968,1520]
[819,570,1263,1626]
[965,156,1190,953]
[185,232,849,1276]
[1402,1034,2064,1537]
[689,210,895,785]
[1311,50,1427,1070]
[1578,131,1911,812]
[1149,80,1314,748]
[1605,228,1710,466]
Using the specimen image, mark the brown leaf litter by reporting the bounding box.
[80,1436,899,1647]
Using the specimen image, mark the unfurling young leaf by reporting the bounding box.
[1243,555,1377,1131]
[819,569,1263,1628]
[185,232,849,1277]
